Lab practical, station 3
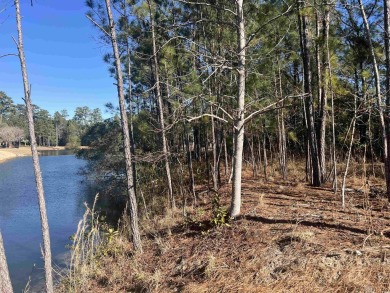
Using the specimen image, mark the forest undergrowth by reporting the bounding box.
[59,161,390,293]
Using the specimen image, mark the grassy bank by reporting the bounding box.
[0,146,66,164]
[59,166,390,293]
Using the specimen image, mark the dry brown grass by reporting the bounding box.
[59,160,390,293]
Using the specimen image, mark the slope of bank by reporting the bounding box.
[59,171,390,292]
[0,146,66,164]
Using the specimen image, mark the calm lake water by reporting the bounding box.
[0,150,93,292]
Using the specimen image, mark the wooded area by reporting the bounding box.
[80,0,390,235]
[2,0,390,291]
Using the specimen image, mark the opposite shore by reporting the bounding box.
[0,146,67,164]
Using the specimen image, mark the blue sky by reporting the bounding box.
[0,0,116,118]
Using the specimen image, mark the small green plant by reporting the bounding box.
[210,193,230,227]
[197,208,205,217]
[96,225,120,257]
[105,227,119,244]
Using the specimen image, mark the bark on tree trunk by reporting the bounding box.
[104,0,142,252]
[249,137,257,178]
[298,0,321,186]
[359,0,388,183]
[384,0,390,200]
[323,2,338,192]
[263,122,268,181]
[341,75,358,208]
[318,5,327,183]
[0,232,13,293]
[211,105,219,190]
[275,61,287,180]
[14,1,54,291]
[185,131,196,206]
[224,131,229,177]
[229,0,246,218]
[126,39,138,197]
[147,0,174,209]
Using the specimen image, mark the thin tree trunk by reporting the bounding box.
[104,0,142,252]
[384,0,390,200]
[126,29,138,198]
[341,87,358,208]
[263,123,268,181]
[298,0,321,186]
[228,129,235,184]
[359,0,388,181]
[229,0,246,217]
[0,232,13,293]
[257,135,262,173]
[146,0,174,209]
[249,137,257,177]
[318,4,327,182]
[368,102,376,177]
[14,1,54,291]
[324,2,338,192]
[185,130,196,206]
[224,131,229,177]
[211,105,218,190]
[206,128,211,188]
[275,61,287,180]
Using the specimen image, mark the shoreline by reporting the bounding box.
[0,146,67,164]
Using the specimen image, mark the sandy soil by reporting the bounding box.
[0,146,66,164]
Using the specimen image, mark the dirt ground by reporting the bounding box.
[74,168,390,293]
[0,146,66,163]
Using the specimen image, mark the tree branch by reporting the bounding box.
[177,0,236,15]
[0,53,18,59]
[86,14,110,37]
[243,93,306,124]
[186,113,228,123]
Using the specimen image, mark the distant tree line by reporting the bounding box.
[0,91,103,148]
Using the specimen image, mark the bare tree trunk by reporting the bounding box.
[298,0,321,186]
[368,102,376,177]
[126,27,138,197]
[177,157,186,216]
[224,131,229,177]
[317,4,327,182]
[147,0,174,208]
[384,0,390,200]
[275,61,287,180]
[229,0,246,218]
[341,82,358,208]
[185,131,196,206]
[257,135,262,173]
[206,128,211,188]
[359,0,388,181]
[324,3,338,192]
[228,129,235,184]
[263,122,268,181]
[14,1,54,291]
[104,0,142,252]
[249,137,257,177]
[211,105,218,190]
[0,232,13,293]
